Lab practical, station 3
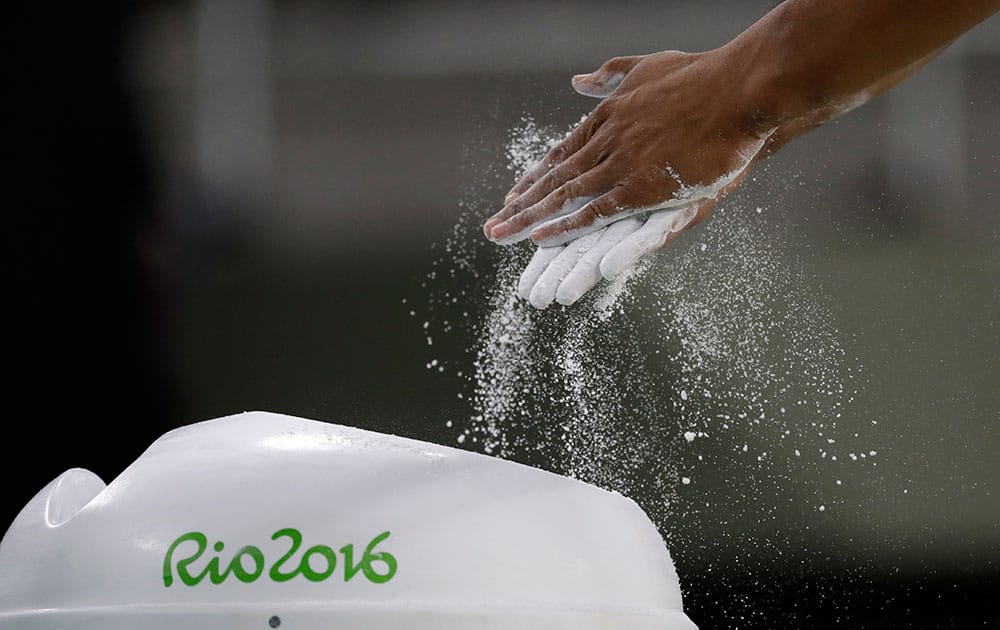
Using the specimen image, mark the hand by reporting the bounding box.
[484,49,771,248]
[517,206,701,309]
[490,0,999,308]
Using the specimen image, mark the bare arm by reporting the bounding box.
[484,0,1000,247]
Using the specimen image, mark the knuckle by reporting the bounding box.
[586,205,604,224]
[533,171,554,192]
[556,159,582,182]
[558,178,579,202]
[588,196,617,219]
[548,143,569,164]
[593,136,617,164]
[538,167,566,193]
[590,101,613,125]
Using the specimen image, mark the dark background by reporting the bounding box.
[6,2,998,628]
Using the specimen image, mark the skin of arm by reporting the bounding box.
[483,0,1000,248]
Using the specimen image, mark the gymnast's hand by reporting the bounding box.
[483,49,763,249]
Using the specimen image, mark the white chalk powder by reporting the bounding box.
[415,116,880,629]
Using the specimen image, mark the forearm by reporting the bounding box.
[728,0,1000,131]
[759,45,944,156]
[485,0,997,268]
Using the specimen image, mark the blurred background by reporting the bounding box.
[7,1,998,627]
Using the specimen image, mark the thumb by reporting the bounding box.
[572,55,644,98]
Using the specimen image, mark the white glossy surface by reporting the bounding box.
[0,411,695,629]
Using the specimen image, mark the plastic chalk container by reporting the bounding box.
[0,411,697,629]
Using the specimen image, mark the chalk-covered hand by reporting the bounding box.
[484,49,770,248]
[489,0,999,303]
[517,206,700,309]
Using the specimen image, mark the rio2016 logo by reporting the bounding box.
[163,528,397,587]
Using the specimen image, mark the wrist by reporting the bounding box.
[714,1,845,138]
[715,35,811,138]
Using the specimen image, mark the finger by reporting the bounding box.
[504,148,596,219]
[499,138,580,208]
[599,206,698,280]
[490,166,609,244]
[492,195,597,246]
[527,229,605,309]
[532,160,744,247]
[571,55,644,98]
[529,186,634,247]
[488,149,581,238]
[555,217,644,306]
[498,111,601,205]
[517,245,565,301]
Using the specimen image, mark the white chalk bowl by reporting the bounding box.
[0,411,696,629]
